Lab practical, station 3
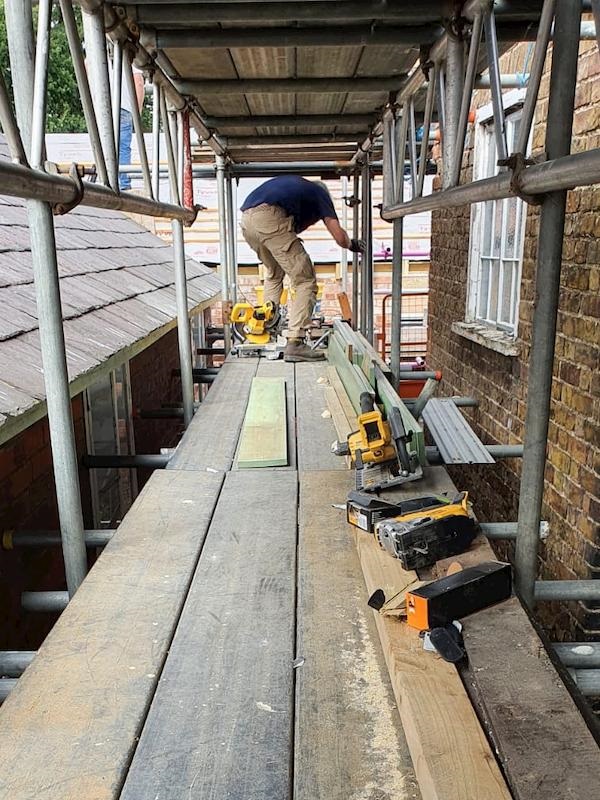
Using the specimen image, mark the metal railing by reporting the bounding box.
[379,290,429,362]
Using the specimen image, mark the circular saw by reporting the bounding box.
[231,301,282,345]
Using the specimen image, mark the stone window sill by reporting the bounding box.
[451,321,520,357]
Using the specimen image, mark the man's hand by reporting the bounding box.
[349,238,366,253]
[323,218,366,253]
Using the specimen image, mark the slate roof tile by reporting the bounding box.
[0,134,220,434]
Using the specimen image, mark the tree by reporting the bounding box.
[0,1,86,133]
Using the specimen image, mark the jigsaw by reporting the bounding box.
[373,491,476,570]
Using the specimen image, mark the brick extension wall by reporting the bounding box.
[0,396,93,650]
[129,327,186,488]
[428,41,600,639]
[0,328,189,650]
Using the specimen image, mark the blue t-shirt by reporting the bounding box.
[241,176,337,233]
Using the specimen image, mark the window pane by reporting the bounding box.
[482,201,494,255]
[501,260,514,324]
[112,365,135,513]
[511,261,519,326]
[510,116,521,152]
[470,109,525,333]
[478,258,491,319]
[492,200,503,257]
[87,375,121,527]
[489,260,500,322]
[113,365,129,455]
[504,197,518,259]
[485,127,497,176]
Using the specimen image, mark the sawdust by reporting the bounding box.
[339,588,420,800]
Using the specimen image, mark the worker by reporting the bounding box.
[240,176,365,362]
[119,62,145,191]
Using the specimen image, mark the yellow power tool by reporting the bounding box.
[373,492,476,570]
[230,301,281,345]
[333,392,422,491]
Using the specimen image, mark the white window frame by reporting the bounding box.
[84,363,137,528]
[467,89,529,337]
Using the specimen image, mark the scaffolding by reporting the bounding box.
[0,0,598,705]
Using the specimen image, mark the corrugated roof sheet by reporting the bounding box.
[0,138,221,437]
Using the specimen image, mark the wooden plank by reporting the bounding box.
[327,334,374,415]
[336,290,352,322]
[332,321,393,384]
[120,470,298,800]
[332,318,359,348]
[353,328,394,383]
[326,365,357,428]
[419,484,600,800]
[462,598,600,800]
[295,470,421,800]
[324,386,352,468]
[350,516,512,800]
[255,358,296,469]
[378,467,600,800]
[295,362,346,471]
[0,469,225,800]
[237,376,288,468]
[167,359,258,471]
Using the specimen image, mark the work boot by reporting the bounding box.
[284,339,326,362]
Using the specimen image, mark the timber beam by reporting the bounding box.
[204,114,376,129]
[129,1,450,25]
[221,134,368,146]
[142,25,440,49]
[174,77,406,95]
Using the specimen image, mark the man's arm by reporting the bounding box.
[133,72,145,112]
[323,217,365,252]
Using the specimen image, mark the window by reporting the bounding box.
[84,365,137,528]
[468,99,528,336]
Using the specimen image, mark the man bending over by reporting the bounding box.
[241,176,364,362]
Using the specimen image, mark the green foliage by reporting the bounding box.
[0,1,87,133]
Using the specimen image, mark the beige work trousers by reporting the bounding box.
[240,204,317,339]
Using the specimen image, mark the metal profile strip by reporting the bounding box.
[422,399,496,465]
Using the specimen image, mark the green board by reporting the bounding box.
[328,331,425,466]
[237,376,288,468]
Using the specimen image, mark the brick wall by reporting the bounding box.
[428,41,600,639]
[0,396,93,649]
[0,329,188,651]
[129,327,186,487]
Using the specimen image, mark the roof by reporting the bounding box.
[0,140,221,444]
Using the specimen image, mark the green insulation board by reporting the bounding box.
[237,376,288,468]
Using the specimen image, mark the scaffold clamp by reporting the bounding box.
[498,151,542,206]
[53,163,85,216]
